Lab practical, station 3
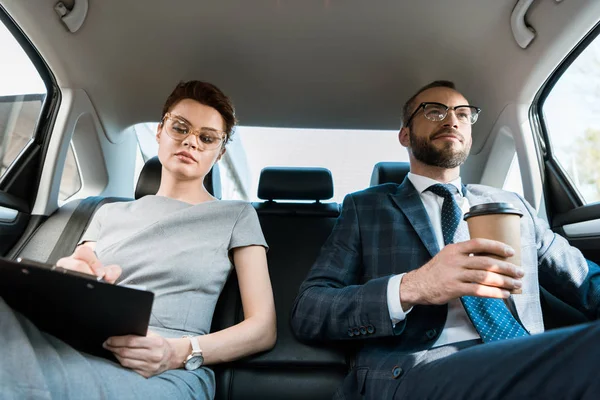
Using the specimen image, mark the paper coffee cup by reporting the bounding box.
[463,203,523,294]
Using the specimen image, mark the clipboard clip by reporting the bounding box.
[16,257,106,282]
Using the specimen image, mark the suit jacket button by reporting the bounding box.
[359,326,367,335]
[347,328,354,337]
[367,324,375,334]
[352,327,360,336]
[392,366,403,379]
[425,329,437,339]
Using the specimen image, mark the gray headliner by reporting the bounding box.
[3,0,600,159]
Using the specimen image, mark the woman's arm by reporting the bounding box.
[104,244,276,377]
[171,244,276,365]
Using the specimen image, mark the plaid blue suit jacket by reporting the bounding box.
[291,177,600,399]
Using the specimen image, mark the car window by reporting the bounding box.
[503,154,524,198]
[236,127,407,202]
[0,18,46,178]
[133,140,145,190]
[543,35,600,204]
[58,143,82,201]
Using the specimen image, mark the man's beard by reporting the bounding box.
[409,127,471,169]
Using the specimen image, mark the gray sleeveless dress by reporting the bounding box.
[0,196,268,400]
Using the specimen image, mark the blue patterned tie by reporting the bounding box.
[426,183,529,342]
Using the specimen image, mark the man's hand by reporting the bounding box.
[56,245,122,284]
[103,332,183,378]
[400,238,524,309]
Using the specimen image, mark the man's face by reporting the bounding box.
[400,87,473,169]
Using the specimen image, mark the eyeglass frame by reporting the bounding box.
[160,112,228,149]
[405,102,481,127]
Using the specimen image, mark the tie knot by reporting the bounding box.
[426,183,458,199]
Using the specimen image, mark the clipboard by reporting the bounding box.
[0,256,154,359]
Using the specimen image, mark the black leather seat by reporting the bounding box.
[212,167,348,400]
[135,156,221,199]
[370,161,410,186]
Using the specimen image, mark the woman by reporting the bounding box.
[0,81,276,399]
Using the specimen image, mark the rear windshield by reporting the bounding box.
[135,124,407,202]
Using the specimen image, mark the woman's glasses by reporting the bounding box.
[161,112,226,150]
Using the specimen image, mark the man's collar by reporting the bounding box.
[407,172,463,196]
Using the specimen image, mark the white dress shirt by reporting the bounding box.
[386,172,480,347]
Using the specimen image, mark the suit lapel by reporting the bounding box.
[389,177,440,257]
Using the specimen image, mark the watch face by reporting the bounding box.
[184,355,204,371]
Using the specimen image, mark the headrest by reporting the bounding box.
[257,167,333,201]
[370,162,410,186]
[134,156,222,199]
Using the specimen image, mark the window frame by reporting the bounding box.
[0,5,60,195]
[534,19,600,208]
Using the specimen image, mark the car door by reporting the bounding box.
[0,7,59,256]
[532,22,600,327]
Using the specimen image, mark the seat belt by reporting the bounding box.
[46,196,129,264]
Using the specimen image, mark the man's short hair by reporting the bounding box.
[401,80,457,128]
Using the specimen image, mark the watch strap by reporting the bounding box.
[189,336,201,354]
[183,335,201,355]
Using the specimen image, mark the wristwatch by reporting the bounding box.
[182,335,204,370]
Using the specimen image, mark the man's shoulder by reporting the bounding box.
[466,184,521,199]
[346,183,400,201]
[465,184,532,214]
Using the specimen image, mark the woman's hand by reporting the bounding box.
[56,245,122,284]
[103,331,186,378]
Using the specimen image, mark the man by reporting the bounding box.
[291,81,600,399]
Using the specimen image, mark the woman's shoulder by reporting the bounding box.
[95,196,187,215]
[94,199,133,215]
[98,197,154,212]
[192,199,254,218]
[96,197,255,220]
[211,199,252,210]
[192,200,259,226]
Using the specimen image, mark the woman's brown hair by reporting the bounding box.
[161,81,237,144]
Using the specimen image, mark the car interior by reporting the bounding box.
[2,0,600,398]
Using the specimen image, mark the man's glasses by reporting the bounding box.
[406,102,481,127]
[161,112,226,150]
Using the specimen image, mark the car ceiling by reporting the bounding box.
[2,0,600,158]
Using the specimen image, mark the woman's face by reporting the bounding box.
[156,98,226,182]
